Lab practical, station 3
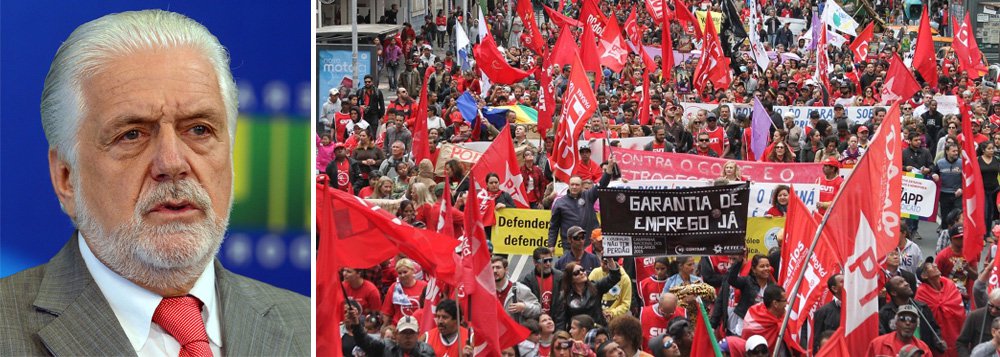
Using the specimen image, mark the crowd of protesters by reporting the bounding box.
[319,0,1000,355]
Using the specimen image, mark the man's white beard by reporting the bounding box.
[75,178,229,292]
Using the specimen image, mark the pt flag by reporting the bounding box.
[598,12,629,72]
[850,22,874,62]
[815,103,903,357]
[535,66,555,137]
[551,55,598,183]
[661,2,674,84]
[580,23,604,87]
[913,5,938,88]
[546,25,579,69]
[469,125,531,209]
[473,33,531,85]
[578,0,607,36]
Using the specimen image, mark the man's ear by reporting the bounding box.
[49,150,77,219]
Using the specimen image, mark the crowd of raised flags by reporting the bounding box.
[316,0,1000,355]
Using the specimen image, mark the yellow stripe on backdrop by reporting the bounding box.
[268,119,289,230]
[233,117,253,201]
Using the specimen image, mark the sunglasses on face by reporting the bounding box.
[897,315,918,323]
[573,269,586,276]
[555,341,573,350]
[536,257,554,264]
[776,146,786,149]
[699,138,710,142]
[662,339,674,349]
[571,234,585,241]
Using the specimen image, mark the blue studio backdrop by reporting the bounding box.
[1,1,312,296]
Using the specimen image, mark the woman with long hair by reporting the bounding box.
[552,260,621,331]
[726,254,777,336]
[765,185,791,217]
[765,140,794,163]
[443,159,470,196]
[719,160,744,181]
[407,182,436,210]
[980,141,1000,228]
[369,176,396,199]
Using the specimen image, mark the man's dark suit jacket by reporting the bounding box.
[0,237,310,356]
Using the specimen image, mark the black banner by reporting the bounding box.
[597,183,750,256]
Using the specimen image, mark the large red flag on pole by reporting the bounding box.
[598,13,629,72]
[470,125,531,208]
[849,22,874,63]
[959,95,987,263]
[623,11,641,49]
[638,64,653,126]
[544,4,583,29]
[546,25,578,69]
[644,0,667,24]
[412,66,437,165]
[474,33,532,85]
[551,54,598,183]
[814,26,832,99]
[674,0,701,38]
[535,65,556,137]
[880,54,922,105]
[580,23,604,88]
[810,103,904,356]
[578,0,607,36]
[953,14,987,80]
[661,1,674,85]
[913,5,939,88]
[692,12,730,94]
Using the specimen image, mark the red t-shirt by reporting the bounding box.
[334,112,352,141]
[699,125,729,155]
[343,279,382,314]
[573,159,603,182]
[380,280,428,324]
[638,276,667,306]
[334,159,353,193]
[817,175,844,215]
[425,327,470,357]
[537,274,555,315]
[865,332,931,357]
[935,247,976,299]
[640,304,686,352]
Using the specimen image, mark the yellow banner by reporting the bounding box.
[694,11,725,35]
[492,208,564,256]
[744,217,785,258]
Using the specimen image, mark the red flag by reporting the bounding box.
[661,2,674,85]
[546,25,579,69]
[849,22,874,63]
[544,4,583,29]
[436,176,456,238]
[578,0,607,37]
[953,14,987,80]
[881,54,921,104]
[988,242,1000,293]
[644,0,666,23]
[412,66,437,164]
[598,13,629,72]
[535,66,556,137]
[316,267,345,356]
[580,23,604,88]
[623,11,641,49]
[417,276,444,335]
[674,0,702,38]
[516,0,546,55]
[459,172,511,356]
[913,5,938,88]
[470,125,531,209]
[689,306,718,357]
[780,187,838,353]
[742,303,804,354]
[692,12,731,94]
[815,26,832,98]
[638,65,652,126]
[960,95,987,262]
[915,277,966,356]
[474,33,532,85]
[551,54,598,183]
[817,103,904,356]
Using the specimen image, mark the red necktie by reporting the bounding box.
[152,295,213,357]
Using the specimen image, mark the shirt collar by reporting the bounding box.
[78,233,223,350]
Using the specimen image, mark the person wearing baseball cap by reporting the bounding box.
[817,157,844,215]
[866,305,932,356]
[746,334,769,356]
[346,310,436,356]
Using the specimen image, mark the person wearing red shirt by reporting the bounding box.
[342,267,382,314]
[764,185,790,217]
[637,257,670,306]
[689,132,721,157]
[817,157,844,216]
[640,293,686,353]
[915,260,966,357]
[865,305,932,357]
[572,146,603,182]
[415,183,465,238]
[422,299,473,357]
[934,225,977,305]
[380,258,428,325]
[326,143,355,194]
[521,149,548,209]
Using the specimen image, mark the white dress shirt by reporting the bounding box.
[79,233,223,356]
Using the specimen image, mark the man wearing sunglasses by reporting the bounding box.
[554,226,601,273]
[878,276,946,354]
[520,247,564,316]
[866,305,932,356]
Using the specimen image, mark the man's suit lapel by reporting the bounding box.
[217,262,302,356]
[33,236,135,356]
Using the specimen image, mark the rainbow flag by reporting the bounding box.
[481,104,539,128]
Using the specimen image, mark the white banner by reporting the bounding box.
[773,105,888,129]
[901,174,939,219]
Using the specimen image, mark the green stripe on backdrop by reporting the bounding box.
[230,116,309,231]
